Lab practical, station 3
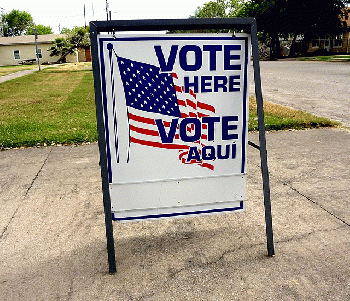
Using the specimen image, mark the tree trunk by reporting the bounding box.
[270,33,281,60]
[288,35,297,57]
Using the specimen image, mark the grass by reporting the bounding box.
[300,55,350,62]
[0,64,39,77]
[0,63,339,149]
[249,98,339,131]
[0,65,97,148]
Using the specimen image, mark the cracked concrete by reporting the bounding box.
[0,128,349,300]
[0,148,53,239]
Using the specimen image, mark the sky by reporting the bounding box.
[1,0,207,33]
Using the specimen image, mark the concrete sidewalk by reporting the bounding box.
[0,128,349,300]
[0,68,39,84]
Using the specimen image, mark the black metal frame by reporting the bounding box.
[90,18,274,274]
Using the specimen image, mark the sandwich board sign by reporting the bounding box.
[90,19,274,273]
[97,33,249,221]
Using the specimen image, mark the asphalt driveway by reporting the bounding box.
[249,60,350,127]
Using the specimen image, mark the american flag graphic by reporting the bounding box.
[116,55,216,170]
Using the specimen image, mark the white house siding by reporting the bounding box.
[0,34,78,66]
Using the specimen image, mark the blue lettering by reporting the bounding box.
[202,146,216,160]
[222,116,238,140]
[229,75,240,92]
[185,144,237,162]
[184,76,239,93]
[187,147,201,162]
[154,45,178,72]
[184,76,199,93]
[180,118,201,142]
[155,119,179,143]
[201,76,212,93]
[214,76,228,92]
[224,45,241,70]
[232,143,236,159]
[179,45,202,71]
[202,116,220,141]
[203,45,222,71]
[217,144,230,159]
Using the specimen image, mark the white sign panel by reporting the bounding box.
[97,33,250,221]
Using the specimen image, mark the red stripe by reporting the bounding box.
[175,85,182,93]
[189,112,197,118]
[130,137,189,150]
[197,101,215,113]
[201,134,208,140]
[178,99,186,107]
[186,99,196,110]
[172,72,178,79]
[197,112,209,118]
[189,89,196,99]
[179,151,188,159]
[129,124,159,137]
[181,113,188,118]
[129,112,155,125]
[201,162,214,170]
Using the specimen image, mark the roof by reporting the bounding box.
[0,34,65,46]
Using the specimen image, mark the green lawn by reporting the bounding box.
[0,63,339,149]
[300,55,350,62]
[249,98,338,131]
[0,64,39,77]
[0,67,97,148]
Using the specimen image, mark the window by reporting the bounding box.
[36,48,42,58]
[333,34,343,48]
[312,39,320,48]
[14,50,20,60]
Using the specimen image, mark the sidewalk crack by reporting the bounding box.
[282,182,350,227]
[0,147,53,240]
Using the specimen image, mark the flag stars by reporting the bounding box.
[117,56,181,118]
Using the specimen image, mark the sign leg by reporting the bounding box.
[251,20,275,257]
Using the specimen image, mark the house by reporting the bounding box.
[307,8,350,54]
[0,34,85,66]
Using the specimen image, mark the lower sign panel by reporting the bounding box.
[110,174,246,221]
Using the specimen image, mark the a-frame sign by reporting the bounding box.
[90,18,274,274]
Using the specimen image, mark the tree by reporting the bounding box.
[48,26,90,63]
[66,26,90,50]
[193,0,244,18]
[2,9,33,36]
[26,24,53,35]
[240,0,349,59]
[172,0,244,33]
[48,37,75,63]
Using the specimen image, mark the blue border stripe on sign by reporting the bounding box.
[241,37,248,174]
[99,39,114,182]
[112,201,244,221]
